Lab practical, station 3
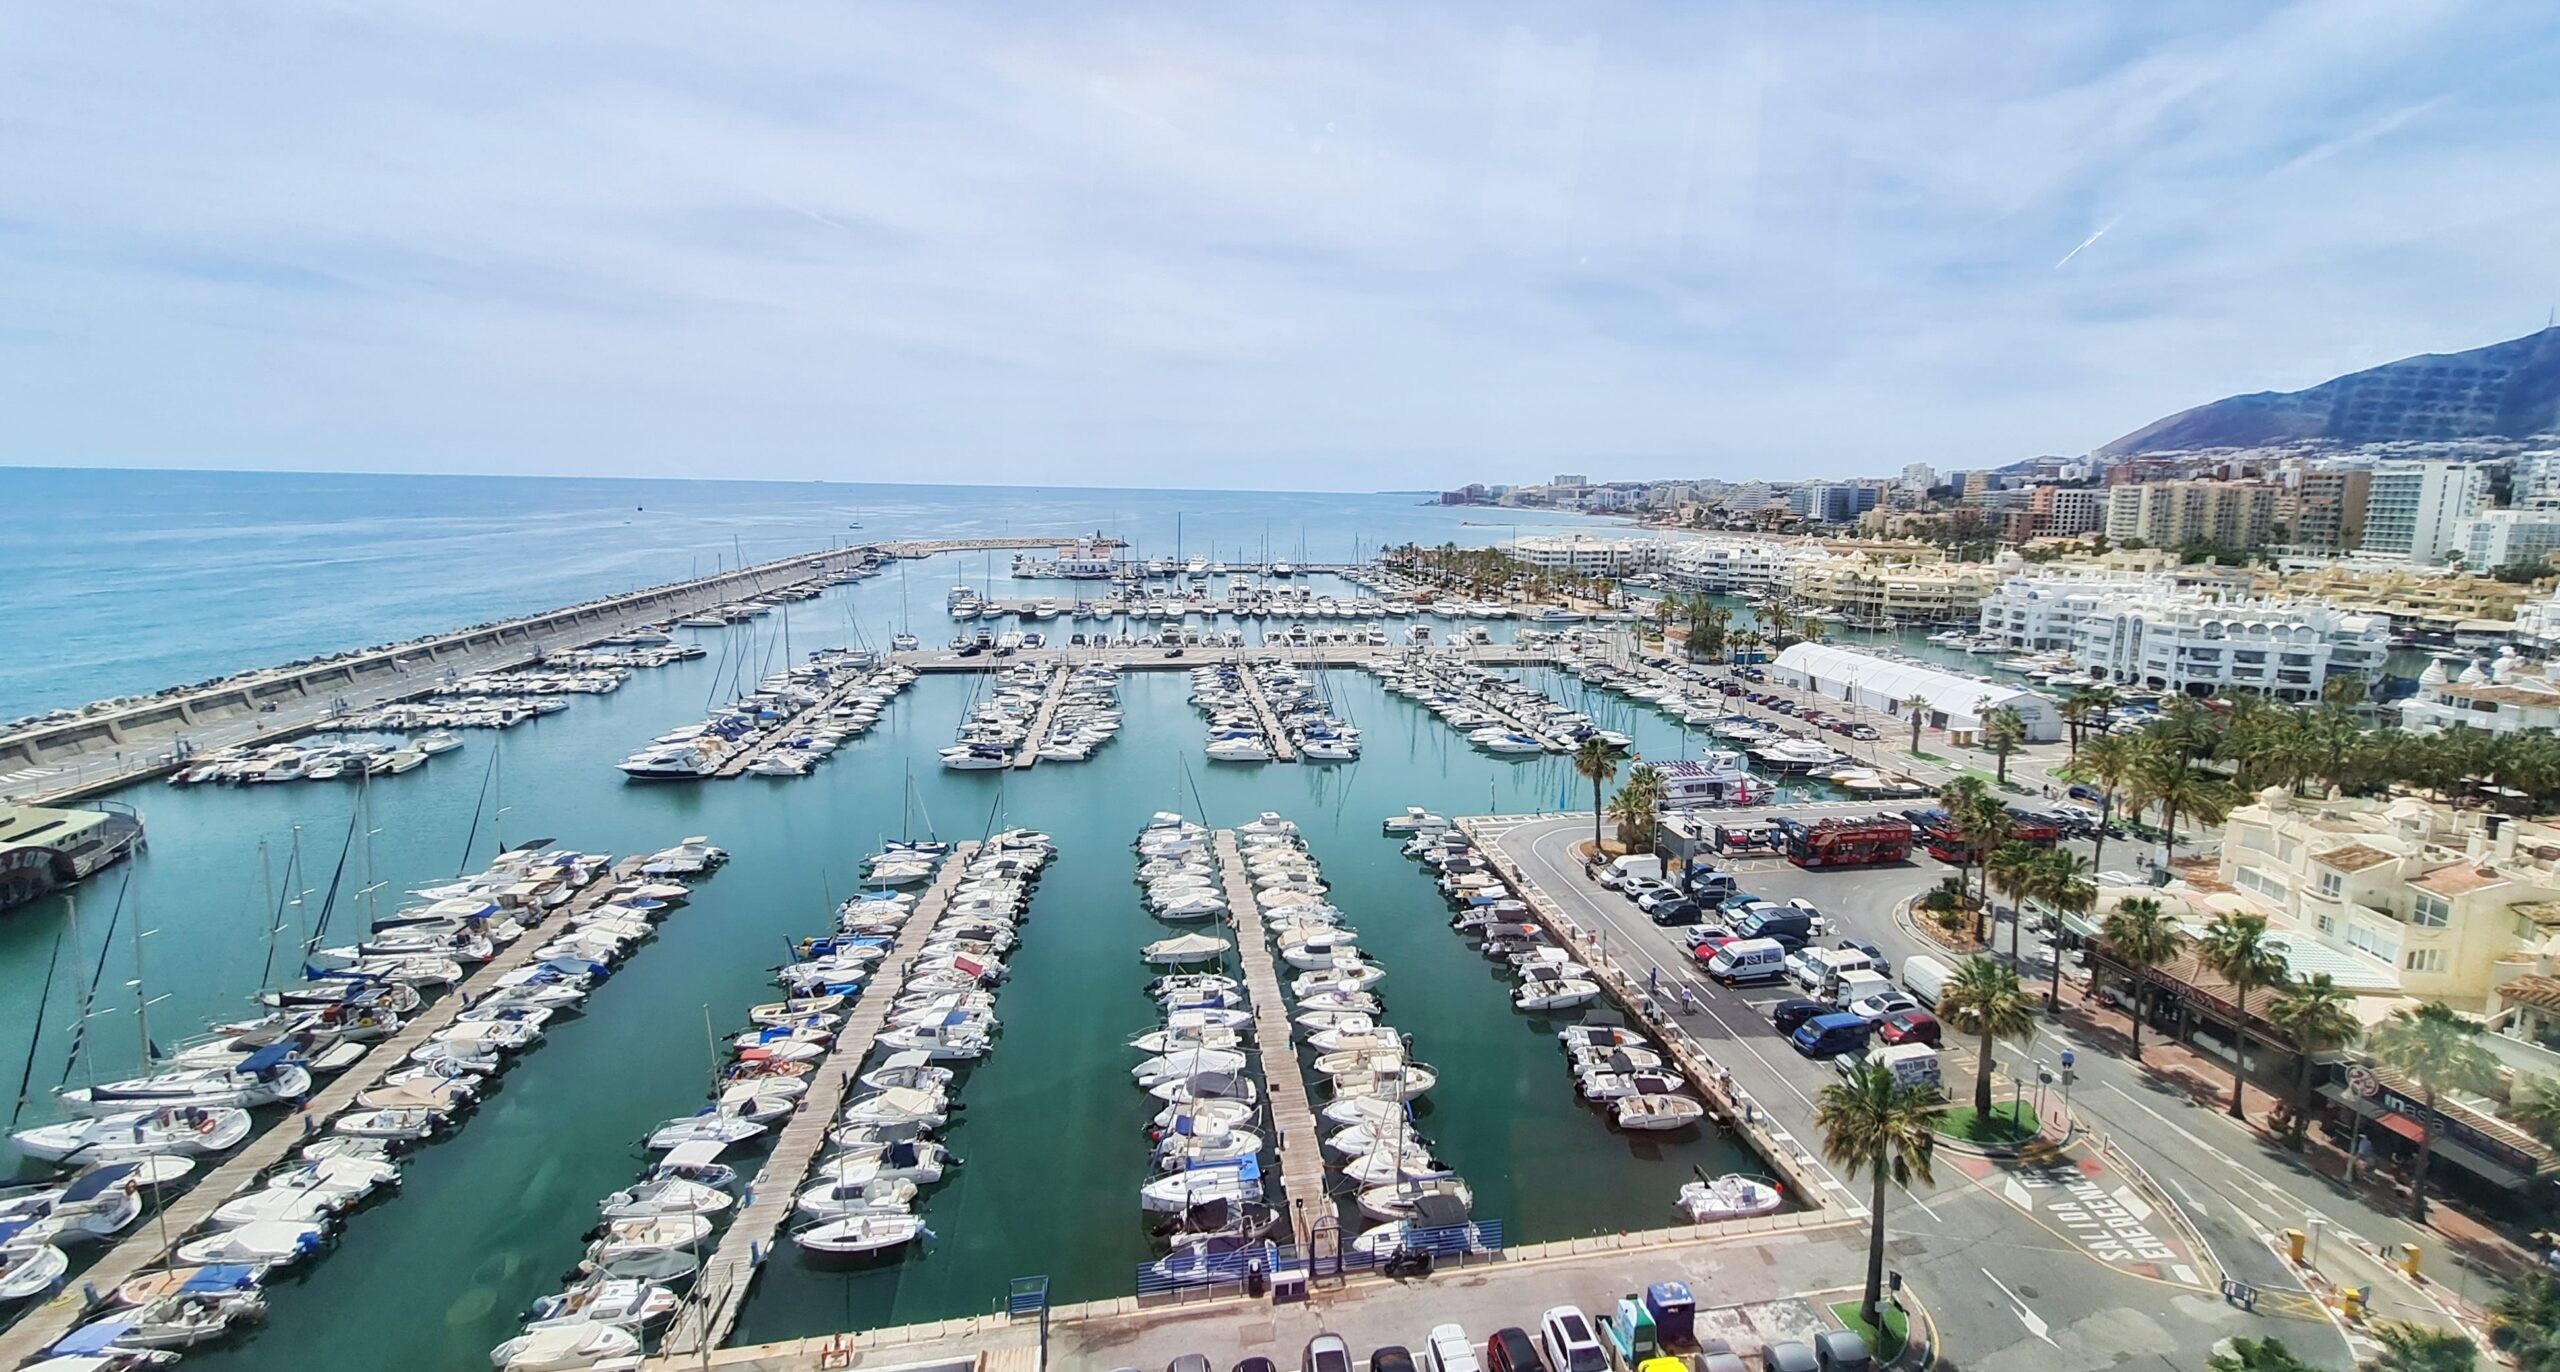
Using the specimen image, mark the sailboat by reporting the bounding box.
[893,561,919,654]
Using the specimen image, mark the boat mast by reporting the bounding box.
[129,888,168,1070]
[9,917,68,1127]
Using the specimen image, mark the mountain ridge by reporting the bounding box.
[2099,325,2560,456]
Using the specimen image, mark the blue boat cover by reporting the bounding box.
[52,1320,137,1356]
[183,1263,260,1293]
[238,1044,298,1076]
[60,1163,138,1204]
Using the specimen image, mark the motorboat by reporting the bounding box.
[1328,1065,1436,1102]
[70,1286,265,1350]
[1615,1094,1707,1131]
[331,1109,442,1141]
[210,1159,395,1226]
[1146,1070,1258,1106]
[522,1276,679,1332]
[587,1215,714,1261]
[1350,1214,1497,1258]
[1132,1049,1247,1087]
[1139,1158,1263,1213]
[1557,1027,1649,1053]
[793,1211,924,1256]
[1336,1146,1446,1186]
[875,1019,991,1061]
[56,1055,311,1118]
[644,1112,767,1151]
[713,1084,801,1125]
[1292,964,1384,998]
[1382,808,1448,835]
[1356,1176,1473,1223]
[173,1220,325,1269]
[1142,934,1231,966]
[0,1240,67,1303]
[1677,1172,1785,1223]
[1577,1069,1687,1102]
[1513,977,1601,1013]
[839,1086,948,1131]
[791,1176,919,1222]
[1129,1026,1244,1055]
[598,1179,732,1220]
[1568,1045,1664,1074]
[11,1109,252,1165]
[816,1138,951,1186]
[859,1053,955,1094]
[489,1321,644,1371]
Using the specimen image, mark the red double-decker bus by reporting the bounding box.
[1781,817,1913,869]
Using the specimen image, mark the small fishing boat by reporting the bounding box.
[1576,1069,1687,1102]
[1356,1176,1473,1223]
[331,1109,441,1141]
[790,1176,919,1221]
[644,1112,766,1152]
[1513,976,1601,1013]
[488,1321,643,1371]
[792,1211,924,1256]
[585,1215,714,1260]
[173,1220,325,1270]
[522,1276,678,1332]
[1615,1094,1707,1132]
[0,1240,67,1303]
[1141,934,1231,966]
[597,1179,732,1220]
[1678,1172,1785,1223]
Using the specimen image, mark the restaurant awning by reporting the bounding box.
[2319,1084,2541,1192]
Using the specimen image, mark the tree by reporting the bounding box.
[1572,737,1620,857]
[1760,602,1795,645]
[2359,1320,2478,1372]
[2130,742,2239,868]
[2035,849,2096,1012]
[1983,705,2028,784]
[2268,974,2360,1148]
[2198,913,2290,1120]
[2491,1270,2560,1372]
[1938,956,2036,1122]
[1902,695,1932,754]
[1607,765,1665,850]
[1985,841,2044,962]
[2208,1337,2318,1372]
[1954,788,2016,933]
[1935,775,1997,934]
[1795,614,1825,644]
[1816,1060,1943,1334]
[2057,684,2120,756]
[2321,673,2369,714]
[2368,1002,2501,1222]
[2507,1075,2560,1155]
[2059,732,2140,875]
[2099,897,2179,1060]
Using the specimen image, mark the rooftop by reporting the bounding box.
[2314,844,2399,873]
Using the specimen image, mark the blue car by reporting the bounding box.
[1790,1012,1871,1058]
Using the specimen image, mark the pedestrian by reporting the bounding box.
[1681,987,1700,1015]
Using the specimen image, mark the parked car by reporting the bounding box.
[1833,936,1888,974]
[1876,1010,1941,1047]
[1485,1327,1546,1372]
[1371,1348,1418,1372]
[1421,1325,1481,1372]
[1679,924,1736,950]
[1760,1341,1819,1372]
[1168,1357,1211,1372]
[1770,997,1830,1033]
[1847,988,1920,1021]
[1539,1308,1609,1372]
[1232,1359,1278,1372]
[1647,898,1704,927]
[1304,1336,1352,1372]
[1813,1330,1874,1371]
[1635,886,1689,915]
[1618,877,1673,906]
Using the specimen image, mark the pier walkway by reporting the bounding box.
[710,663,896,779]
[896,643,1557,676]
[1234,666,1298,764]
[662,843,978,1360]
[0,853,653,1368]
[1009,665,1071,769]
[1212,832,1326,1241]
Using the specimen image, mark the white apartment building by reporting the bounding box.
[1974,575,2165,650]
[2517,588,2560,653]
[2362,459,2491,565]
[1505,535,1675,574]
[1664,539,1830,593]
[2399,655,2560,736]
[2219,792,2560,1014]
[2071,596,2388,700]
[2452,508,2560,572]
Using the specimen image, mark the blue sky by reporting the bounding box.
[1,1,2552,489]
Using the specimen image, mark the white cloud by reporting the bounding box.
[0,0,2550,487]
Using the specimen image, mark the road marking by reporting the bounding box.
[2004,1176,2034,1211]
[2110,1184,2153,1223]
[2104,1083,2231,1161]
[2172,1263,2199,1285]
[1981,1267,2056,1346]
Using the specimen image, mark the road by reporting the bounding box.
[1485,814,2371,1370]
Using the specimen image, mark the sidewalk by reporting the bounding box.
[2052,982,2532,1283]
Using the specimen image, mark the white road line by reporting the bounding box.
[2172,1263,2199,1285]
[2103,1083,2231,1161]
[1981,1267,2056,1346]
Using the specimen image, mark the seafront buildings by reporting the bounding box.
[1766,642,2064,740]
[1973,573,2391,698]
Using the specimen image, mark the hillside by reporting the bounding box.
[2099,325,2560,455]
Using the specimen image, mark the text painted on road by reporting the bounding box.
[2022,1167,2178,1266]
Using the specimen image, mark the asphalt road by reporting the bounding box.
[1485,815,2364,1370]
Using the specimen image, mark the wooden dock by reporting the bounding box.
[710,665,903,779]
[659,842,979,1361]
[1234,666,1298,763]
[1009,665,1072,769]
[0,852,660,1369]
[1213,832,1327,1241]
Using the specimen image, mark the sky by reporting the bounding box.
[1,1,2554,490]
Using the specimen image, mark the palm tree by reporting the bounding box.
[2131,743,2240,868]
[1985,841,2043,961]
[1956,789,2016,928]
[2099,897,2179,1060]
[2036,849,2095,1012]
[2057,684,2119,756]
[1572,737,1620,857]
[1816,1061,1943,1334]
[1983,705,2028,785]
[1901,695,1932,754]
[2267,974,2360,1149]
[2060,732,2140,875]
[2359,1321,2478,1372]
[1607,765,1665,850]
[1728,628,1762,665]
[1795,613,1825,644]
[2198,913,2290,1120]
[1938,956,2036,1124]
[2508,1076,2560,1155]
[2321,673,2369,714]
[2207,1338,2318,1372]
[2368,1002,2501,1221]
[1760,602,1795,645]
[2490,1270,2560,1372]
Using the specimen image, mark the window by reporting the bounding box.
[2317,870,2344,898]
[2405,948,2447,974]
[2316,912,2337,935]
[2344,920,2401,965]
[2240,828,2278,855]
[2237,866,2291,902]
[2413,892,2451,928]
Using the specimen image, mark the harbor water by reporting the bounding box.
[6,534,1765,1372]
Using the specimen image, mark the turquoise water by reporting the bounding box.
[1,468,1618,719]
[5,502,1760,1370]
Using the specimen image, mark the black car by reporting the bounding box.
[1647,897,1703,927]
[1230,1360,1278,1372]
[1371,1347,1418,1372]
[955,643,983,657]
[1770,997,1829,1033]
[1164,646,1185,658]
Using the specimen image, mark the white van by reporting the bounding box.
[1705,937,1789,986]
[1831,968,1892,1008]
[1599,854,1663,889]
[1787,947,1880,996]
[1837,1042,1942,1087]
[1901,954,1953,1008]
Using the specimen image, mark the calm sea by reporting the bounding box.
[2,467,1619,720]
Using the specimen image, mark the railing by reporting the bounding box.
[1131,1220,1505,1299]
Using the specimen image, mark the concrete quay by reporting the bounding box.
[0,852,655,1369]
[1232,667,1298,764]
[1212,832,1327,1242]
[2,548,881,803]
[1009,665,1073,770]
[710,663,908,779]
[663,844,977,1359]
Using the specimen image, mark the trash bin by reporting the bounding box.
[1644,1282,1695,1347]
